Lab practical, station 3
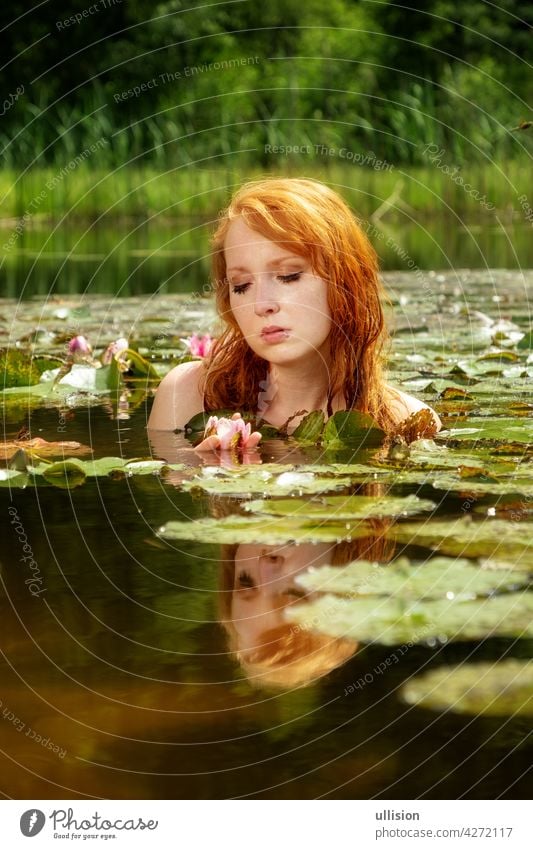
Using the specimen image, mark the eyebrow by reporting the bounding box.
[227,256,305,274]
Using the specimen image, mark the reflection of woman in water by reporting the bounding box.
[148,177,441,447]
[218,525,395,688]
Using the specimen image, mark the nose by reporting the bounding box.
[253,278,280,316]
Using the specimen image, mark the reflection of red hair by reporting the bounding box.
[203,177,397,431]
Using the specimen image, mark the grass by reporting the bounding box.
[0,160,524,223]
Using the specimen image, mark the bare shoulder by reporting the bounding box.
[147,360,205,431]
[384,384,442,431]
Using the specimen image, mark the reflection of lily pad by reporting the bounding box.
[245,493,435,519]
[287,590,533,644]
[295,556,531,600]
[402,660,533,716]
[390,518,533,560]
[322,411,386,448]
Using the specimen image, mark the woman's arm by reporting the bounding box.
[147,360,205,431]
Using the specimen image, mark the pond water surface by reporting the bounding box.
[0,269,531,799]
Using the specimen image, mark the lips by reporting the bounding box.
[260,326,289,342]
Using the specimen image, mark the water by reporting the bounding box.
[0,270,531,799]
[1,216,532,299]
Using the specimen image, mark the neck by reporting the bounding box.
[257,359,340,422]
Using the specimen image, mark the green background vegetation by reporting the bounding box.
[0,0,531,220]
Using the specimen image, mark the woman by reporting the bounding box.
[148,177,441,447]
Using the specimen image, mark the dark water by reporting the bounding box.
[1,216,532,299]
[1,402,530,799]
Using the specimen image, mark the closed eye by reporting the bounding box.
[277,272,302,283]
[231,282,252,295]
[237,570,256,589]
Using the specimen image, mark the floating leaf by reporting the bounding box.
[116,347,160,379]
[292,411,325,443]
[0,349,41,388]
[245,493,435,520]
[390,518,533,560]
[294,556,531,601]
[322,411,386,448]
[159,515,372,545]
[0,437,92,462]
[287,590,533,644]
[517,329,533,350]
[438,387,474,401]
[182,466,354,497]
[402,660,533,716]
[41,460,87,489]
[439,418,533,445]
[393,408,438,442]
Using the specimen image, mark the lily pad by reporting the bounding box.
[0,349,41,387]
[402,660,533,716]
[294,556,531,600]
[292,411,325,443]
[322,411,386,448]
[158,515,372,545]
[245,493,435,520]
[438,418,533,445]
[182,465,354,497]
[287,590,533,644]
[390,517,533,561]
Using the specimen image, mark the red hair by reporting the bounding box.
[203,177,396,431]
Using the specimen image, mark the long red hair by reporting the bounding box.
[203,177,396,431]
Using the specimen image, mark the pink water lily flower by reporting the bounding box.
[101,337,129,365]
[68,336,93,357]
[186,333,214,358]
[204,415,253,450]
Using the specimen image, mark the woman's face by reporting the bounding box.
[230,543,333,650]
[224,218,332,366]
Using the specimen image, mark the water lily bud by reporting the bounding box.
[102,337,129,364]
[185,333,214,358]
[68,335,92,356]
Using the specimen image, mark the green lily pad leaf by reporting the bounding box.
[28,456,179,483]
[477,350,520,363]
[182,466,353,497]
[159,515,372,545]
[322,411,386,448]
[402,660,533,716]
[406,439,518,474]
[245,493,435,520]
[390,518,533,560]
[123,459,168,475]
[517,329,533,350]
[292,411,325,443]
[286,590,533,644]
[0,468,30,488]
[439,418,533,444]
[56,362,123,392]
[41,460,87,488]
[295,556,531,601]
[0,349,41,388]
[430,473,533,497]
[118,348,160,380]
[438,387,474,400]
